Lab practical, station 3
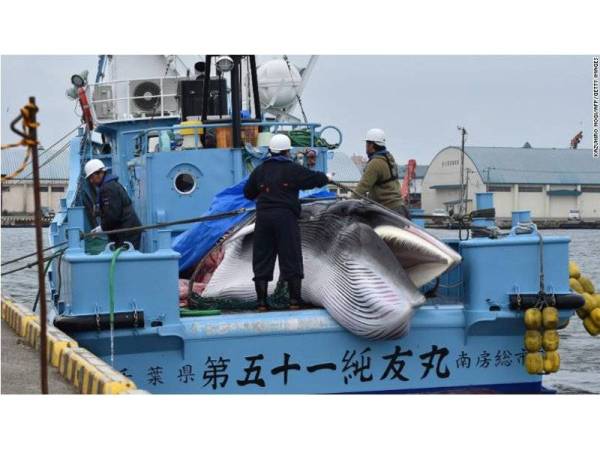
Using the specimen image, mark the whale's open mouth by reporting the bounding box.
[374,224,461,288]
[200,199,462,340]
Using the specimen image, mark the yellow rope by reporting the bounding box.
[1,147,32,181]
[1,103,40,181]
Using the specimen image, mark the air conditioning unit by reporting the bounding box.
[129,78,178,117]
[92,85,116,120]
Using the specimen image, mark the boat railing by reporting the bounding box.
[86,76,184,123]
[122,121,329,155]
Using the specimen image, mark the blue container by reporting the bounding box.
[410,208,425,228]
[511,210,532,227]
[476,193,494,210]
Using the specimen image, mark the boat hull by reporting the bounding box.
[72,307,549,394]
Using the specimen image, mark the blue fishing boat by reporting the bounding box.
[45,55,586,394]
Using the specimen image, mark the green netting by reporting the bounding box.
[180,307,221,317]
[288,130,334,149]
[186,280,292,312]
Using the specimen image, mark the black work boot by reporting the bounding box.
[288,278,302,310]
[255,280,269,312]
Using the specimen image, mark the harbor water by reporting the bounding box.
[1,227,599,393]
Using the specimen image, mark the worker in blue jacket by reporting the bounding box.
[84,159,142,250]
[244,134,331,311]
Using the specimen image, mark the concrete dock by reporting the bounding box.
[1,323,76,394]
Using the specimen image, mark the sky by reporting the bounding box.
[1,55,594,165]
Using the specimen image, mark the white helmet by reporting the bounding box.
[268,134,291,154]
[365,128,386,146]
[84,159,106,178]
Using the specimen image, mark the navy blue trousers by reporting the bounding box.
[252,208,303,282]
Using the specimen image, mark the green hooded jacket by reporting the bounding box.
[354,151,405,211]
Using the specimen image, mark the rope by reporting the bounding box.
[330,180,408,219]
[81,207,254,240]
[1,147,32,181]
[2,124,78,182]
[1,242,68,267]
[32,249,66,312]
[282,55,308,123]
[1,250,63,276]
[2,208,253,275]
[1,104,39,150]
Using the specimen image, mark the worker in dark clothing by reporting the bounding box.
[243,134,331,312]
[84,159,142,250]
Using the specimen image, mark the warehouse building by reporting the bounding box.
[422,146,600,220]
[1,146,69,214]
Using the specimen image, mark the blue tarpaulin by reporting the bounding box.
[172,177,334,272]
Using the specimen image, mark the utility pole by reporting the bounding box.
[458,126,467,217]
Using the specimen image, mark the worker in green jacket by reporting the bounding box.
[354,128,410,218]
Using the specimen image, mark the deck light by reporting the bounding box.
[215,56,234,73]
[71,70,89,88]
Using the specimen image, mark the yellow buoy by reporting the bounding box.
[525,352,544,374]
[581,293,599,315]
[525,330,543,352]
[542,330,560,351]
[543,351,560,373]
[569,277,584,294]
[583,316,600,336]
[579,276,596,295]
[542,306,559,329]
[568,261,581,279]
[524,308,543,330]
[589,308,600,328]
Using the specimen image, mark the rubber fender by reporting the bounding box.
[579,276,596,295]
[524,308,542,330]
[583,316,600,336]
[542,307,559,329]
[542,330,560,352]
[591,308,600,328]
[524,330,543,352]
[568,261,581,279]
[569,278,584,294]
[525,352,544,375]
[543,351,560,373]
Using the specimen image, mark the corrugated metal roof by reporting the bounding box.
[329,151,363,182]
[456,146,600,185]
[1,146,70,181]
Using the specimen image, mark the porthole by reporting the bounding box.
[174,172,196,194]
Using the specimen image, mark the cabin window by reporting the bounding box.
[39,186,49,192]
[52,186,65,192]
[174,172,196,194]
[1,186,10,192]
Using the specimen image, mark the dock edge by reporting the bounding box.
[1,296,149,395]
